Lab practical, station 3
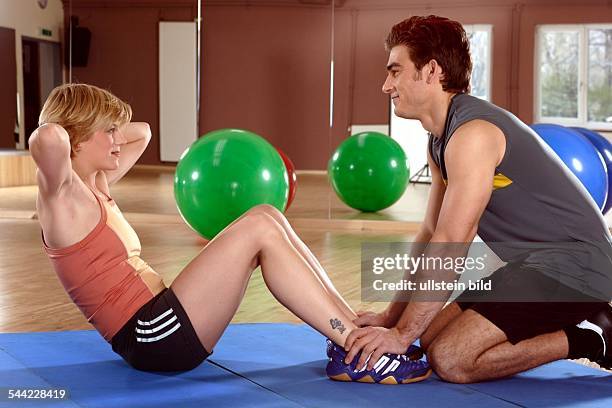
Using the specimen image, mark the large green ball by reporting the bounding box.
[328,132,410,212]
[174,129,288,239]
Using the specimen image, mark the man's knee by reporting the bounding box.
[421,303,463,351]
[428,340,474,384]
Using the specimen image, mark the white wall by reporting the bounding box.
[159,21,197,162]
[389,101,430,179]
[0,0,65,148]
[350,119,429,180]
[350,124,389,136]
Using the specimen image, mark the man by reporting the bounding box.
[343,15,612,383]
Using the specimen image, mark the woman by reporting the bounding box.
[29,83,430,384]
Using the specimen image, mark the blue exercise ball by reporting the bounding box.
[530,124,608,210]
[571,127,612,214]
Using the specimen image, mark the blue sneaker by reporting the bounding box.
[326,339,423,361]
[325,340,432,384]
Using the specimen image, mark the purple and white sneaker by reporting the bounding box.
[325,340,432,385]
[404,344,424,360]
[326,339,423,361]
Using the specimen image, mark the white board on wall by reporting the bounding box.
[389,100,429,176]
[349,118,428,178]
[159,22,197,162]
[350,124,389,136]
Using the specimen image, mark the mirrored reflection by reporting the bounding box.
[0,0,63,150]
[199,0,335,220]
[329,0,419,221]
[0,25,18,149]
[23,37,62,148]
[63,0,334,219]
[330,2,496,222]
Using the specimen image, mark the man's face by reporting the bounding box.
[382,45,429,119]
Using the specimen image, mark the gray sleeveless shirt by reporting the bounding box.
[428,93,612,301]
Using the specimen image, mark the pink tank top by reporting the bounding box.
[42,190,166,342]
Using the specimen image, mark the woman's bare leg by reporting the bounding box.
[249,204,357,320]
[171,207,357,352]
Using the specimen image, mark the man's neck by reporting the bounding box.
[420,92,458,138]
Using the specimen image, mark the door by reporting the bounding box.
[0,27,17,149]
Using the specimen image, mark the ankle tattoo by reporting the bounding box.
[330,318,346,334]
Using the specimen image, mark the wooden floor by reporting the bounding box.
[0,167,426,334]
[0,166,608,372]
[0,150,37,188]
[0,167,432,221]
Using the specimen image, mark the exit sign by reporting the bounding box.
[41,28,52,37]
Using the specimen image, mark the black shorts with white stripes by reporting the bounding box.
[111,288,211,371]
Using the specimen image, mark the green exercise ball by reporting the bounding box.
[328,132,410,212]
[174,129,289,239]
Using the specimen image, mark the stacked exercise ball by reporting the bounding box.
[276,147,297,211]
[328,131,410,212]
[530,124,609,212]
[571,127,612,214]
[174,129,289,239]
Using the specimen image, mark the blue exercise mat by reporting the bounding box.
[210,323,516,407]
[1,325,610,407]
[0,330,299,408]
[0,348,79,408]
[465,364,612,408]
[210,323,612,408]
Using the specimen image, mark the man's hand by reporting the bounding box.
[344,327,412,371]
[353,310,394,328]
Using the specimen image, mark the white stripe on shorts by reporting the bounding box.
[136,322,182,343]
[135,315,178,334]
[137,308,174,326]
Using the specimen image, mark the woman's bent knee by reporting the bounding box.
[239,211,285,243]
[248,204,283,219]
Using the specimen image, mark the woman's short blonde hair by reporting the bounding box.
[39,83,132,155]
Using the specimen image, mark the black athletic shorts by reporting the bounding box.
[111,288,211,371]
[456,263,608,344]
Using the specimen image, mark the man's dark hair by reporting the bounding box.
[386,15,472,93]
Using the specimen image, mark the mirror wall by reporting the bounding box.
[329,0,502,222]
[329,0,426,221]
[2,0,500,224]
[4,1,604,224]
[0,0,64,151]
[65,0,335,218]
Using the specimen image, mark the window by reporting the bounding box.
[535,24,612,130]
[465,24,493,101]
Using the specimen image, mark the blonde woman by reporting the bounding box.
[29,83,430,383]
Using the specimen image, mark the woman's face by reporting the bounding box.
[75,124,127,170]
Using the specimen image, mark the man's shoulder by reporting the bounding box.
[453,119,504,139]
